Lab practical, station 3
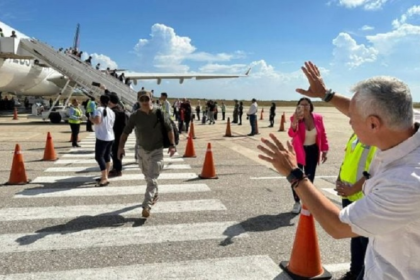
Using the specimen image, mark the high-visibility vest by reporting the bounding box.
[86,100,96,113]
[68,107,82,124]
[339,133,377,202]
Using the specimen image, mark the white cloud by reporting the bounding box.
[338,0,388,10]
[332,32,378,68]
[90,53,118,69]
[133,23,246,72]
[392,5,420,28]
[367,23,420,55]
[361,25,374,31]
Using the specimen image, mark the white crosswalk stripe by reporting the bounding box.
[31,173,198,183]
[0,200,227,221]
[0,132,312,278]
[62,152,180,158]
[55,158,184,164]
[0,256,282,280]
[14,184,211,198]
[0,221,248,253]
[45,164,191,172]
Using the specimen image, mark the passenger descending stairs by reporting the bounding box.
[19,39,137,108]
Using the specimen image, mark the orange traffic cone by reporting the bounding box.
[6,144,29,185]
[183,133,197,158]
[260,108,264,120]
[224,117,232,137]
[190,121,196,139]
[43,132,57,161]
[12,107,18,120]
[198,143,218,179]
[279,112,286,132]
[280,204,332,279]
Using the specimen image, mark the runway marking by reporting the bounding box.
[250,175,337,180]
[45,164,191,172]
[0,221,248,253]
[324,262,350,272]
[0,200,226,221]
[14,184,211,198]
[31,173,198,183]
[62,152,179,158]
[55,158,184,164]
[321,188,339,197]
[0,255,281,280]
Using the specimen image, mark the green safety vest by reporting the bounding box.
[68,107,82,124]
[87,100,96,113]
[339,133,377,202]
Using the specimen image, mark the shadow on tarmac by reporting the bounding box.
[220,212,295,246]
[15,204,146,246]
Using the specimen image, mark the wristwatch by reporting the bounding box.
[323,89,335,102]
[286,168,305,183]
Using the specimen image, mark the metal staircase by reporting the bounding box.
[19,38,137,109]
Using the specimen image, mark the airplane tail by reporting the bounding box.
[73,23,80,51]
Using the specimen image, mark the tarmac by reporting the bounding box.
[0,106,355,279]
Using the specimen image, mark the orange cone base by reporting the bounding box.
[223,134,233,137]
[198,174,218,179]
[5,179,30,185]
[279,262,332,280]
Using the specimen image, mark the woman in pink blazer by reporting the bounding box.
[288,98,329,214]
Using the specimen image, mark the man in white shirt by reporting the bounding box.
[257,61,420,280]
[160,92,172,118]
[247,98,258,136]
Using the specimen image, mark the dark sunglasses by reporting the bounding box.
[139,97,150,102]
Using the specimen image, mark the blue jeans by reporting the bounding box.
[342,198,368,277]
[249,114,256,134]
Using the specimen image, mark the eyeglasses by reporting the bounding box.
[139,97,150,102]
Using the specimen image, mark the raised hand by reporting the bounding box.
[296,61,327,98]
[257,133,298,176]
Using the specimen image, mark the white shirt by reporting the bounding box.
[247,102,258,115]
[304,128,317,146]
[339,113,420,280]
[162,99,172,117]
[94,107,115,141]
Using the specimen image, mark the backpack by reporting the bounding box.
[156,109,179,147]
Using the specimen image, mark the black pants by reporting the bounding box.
[238,113,243,125]
[342,199,368,277]
[269,114,275,127]
[111,135,122,172]
[69,123,80,147]
[85,113,93,131]
[184,119,191,133]
[95,139,114,171]
[222,112,225,120]
[293,144,318,202]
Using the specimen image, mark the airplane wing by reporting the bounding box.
[123,68,251,85]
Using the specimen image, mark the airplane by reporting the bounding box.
[0,21,250,98]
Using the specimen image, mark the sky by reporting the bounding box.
[1,0,420,101]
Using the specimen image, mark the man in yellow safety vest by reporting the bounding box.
[69,99,83,148]
[335,133,377,280]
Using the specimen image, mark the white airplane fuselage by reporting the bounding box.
[0,20,64,97]
[0,57,63,96]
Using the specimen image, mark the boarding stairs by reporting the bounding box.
[18,38,137,109]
